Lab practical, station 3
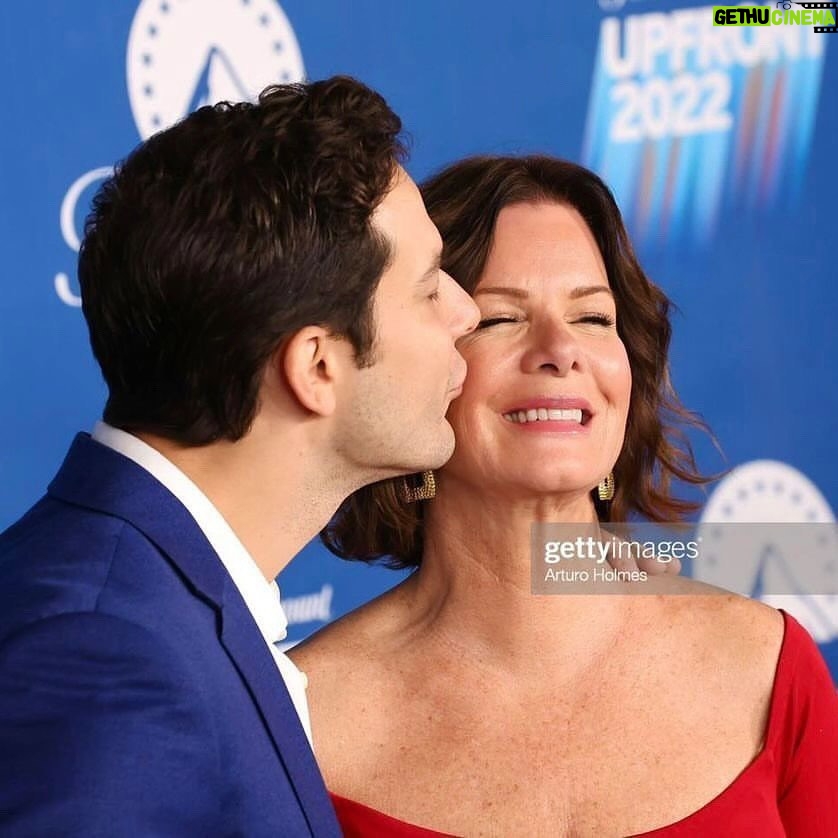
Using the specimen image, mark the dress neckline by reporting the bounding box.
[628,608,794,836]
[330,610,796,837]
[329,790,459,836]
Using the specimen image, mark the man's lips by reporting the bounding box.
[447,360,468,397]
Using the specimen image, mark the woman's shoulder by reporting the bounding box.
[685,585,785,641]
[638,574,783,638]
[650,585,786,676]
[627,588,786,731]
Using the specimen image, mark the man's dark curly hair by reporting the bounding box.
[78,76,406,444]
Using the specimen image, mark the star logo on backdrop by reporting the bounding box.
[127,0,305,140]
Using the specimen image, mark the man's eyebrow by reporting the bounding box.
[418,254,442,283]
[474,284,613,299]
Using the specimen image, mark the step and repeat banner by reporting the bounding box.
[1,1,836,676]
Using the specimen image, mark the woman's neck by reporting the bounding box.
[398,477,630,677]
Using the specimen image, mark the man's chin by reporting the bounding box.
[402,431,456,475]
[431,427,457,469]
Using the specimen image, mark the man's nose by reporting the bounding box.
[442,272,480,338]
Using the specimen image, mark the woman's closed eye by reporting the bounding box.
[476,316,519,329]
[477,313,615,329]
[576,312,616,327]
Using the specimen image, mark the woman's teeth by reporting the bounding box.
[502,408,584,424]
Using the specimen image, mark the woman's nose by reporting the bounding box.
[520,319,581,376]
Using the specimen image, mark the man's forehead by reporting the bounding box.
[377,165,420,211]
[392,162,410,186]
[372,168,439,250]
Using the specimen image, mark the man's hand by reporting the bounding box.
[605,540,683,576]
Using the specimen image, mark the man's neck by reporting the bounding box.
[140,428,350,581]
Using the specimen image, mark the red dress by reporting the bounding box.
[330,611,838,837]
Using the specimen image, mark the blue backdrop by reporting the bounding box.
[1,0,835,677]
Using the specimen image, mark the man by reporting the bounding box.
[0,76,478,836]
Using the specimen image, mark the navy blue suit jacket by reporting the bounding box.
[0,434,341,837]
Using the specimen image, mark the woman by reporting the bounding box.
[291,156,838,836]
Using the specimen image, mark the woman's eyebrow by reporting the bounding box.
[474,285,613,300]
[473,286,528,299]
[569,285,613,300]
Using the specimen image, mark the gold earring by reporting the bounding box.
[400,470,437,503]
[597,472,615,501]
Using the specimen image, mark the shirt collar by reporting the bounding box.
[92,421,288,643]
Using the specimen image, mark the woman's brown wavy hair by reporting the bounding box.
[322,155,713,568]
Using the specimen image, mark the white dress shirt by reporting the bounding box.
[92,421,313,745]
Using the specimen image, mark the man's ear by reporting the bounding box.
[280,326,348,417]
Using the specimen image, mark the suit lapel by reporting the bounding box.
[219,592,341,837]
[49,434,341,837]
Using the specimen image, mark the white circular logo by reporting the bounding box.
[127,0,305,140]
[697,460,838,643]
[701,460,834,525]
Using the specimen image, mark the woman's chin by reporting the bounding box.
[494,476,600,506]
